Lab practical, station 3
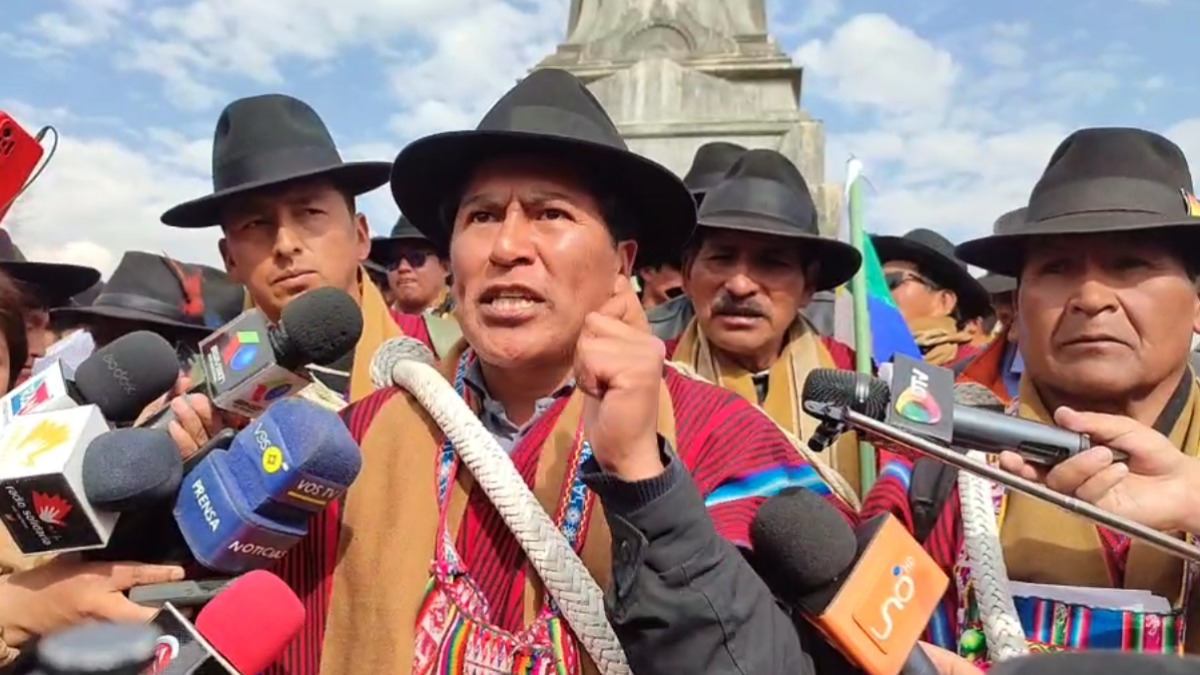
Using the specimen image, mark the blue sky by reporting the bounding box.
[0,0,1194,275]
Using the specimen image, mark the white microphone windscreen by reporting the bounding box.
[369,337,437,390]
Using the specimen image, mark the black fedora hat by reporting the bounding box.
[389,69,696,267]
[957,128,1200,276]
[368,215,439,265]
[873,228,991,320]
[682,142,748,201]
[51,252,245,336]
[161,94,391,228]
[696,149,861,291]
[0,230,100,307]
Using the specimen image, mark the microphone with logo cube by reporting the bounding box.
[177,286,364,423]
[173,398,362,573]
[0,406,116,554]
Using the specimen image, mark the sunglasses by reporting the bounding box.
[884,271,939,291]
[387,250,435,271]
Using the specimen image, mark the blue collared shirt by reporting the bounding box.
[462,357,574,454]
[1001,341,1024,399]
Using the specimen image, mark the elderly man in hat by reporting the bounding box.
[267,69,853,675]
[662,148,866,498]
[874,229,992,367]
[863,127,1200,663]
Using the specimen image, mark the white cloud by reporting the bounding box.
[2,0,569,271]
[794,13,1145,241]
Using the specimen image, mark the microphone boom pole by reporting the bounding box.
[805,401,1200,565]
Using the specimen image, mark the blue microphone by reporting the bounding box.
[172,399,361,573]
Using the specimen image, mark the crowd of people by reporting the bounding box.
[0,66,1197,674]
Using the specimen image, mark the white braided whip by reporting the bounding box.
[958,450,1028,661]
[387,357,630,675]
[664,361,862,509]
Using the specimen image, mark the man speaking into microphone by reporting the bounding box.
[266,69,856,675]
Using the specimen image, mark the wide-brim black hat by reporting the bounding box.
[390,69,696,267]
[161,94,391,228]
[0,230,100,306]
[873,228,991,320]
[368,215,438,265]
[957,128,1200,276]
[683,142,748,202]
[695,148,861,291]
[51,251,244,336]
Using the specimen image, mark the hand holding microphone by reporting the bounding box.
[1000,406,1200,534]
[141,286,363,457]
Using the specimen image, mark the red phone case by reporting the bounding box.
[0,113,45,225]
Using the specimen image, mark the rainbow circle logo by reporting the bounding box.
[894,387,943,424]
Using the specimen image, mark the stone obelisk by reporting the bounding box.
[536,0,840,234]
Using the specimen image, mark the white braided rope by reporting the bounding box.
[664,361,862,508]
[389,359,630,675]
[958,450,1028,661]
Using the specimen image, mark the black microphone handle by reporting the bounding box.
[950,404,1126,465]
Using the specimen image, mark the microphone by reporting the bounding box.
[2,331,180,425]
[989,652,1200,675]
[801,354,1101,466]
[173,398,361,573]
[81,428,184,512]
[0,424,181,555]
[0,407,124,554]
[32,621,159,675]
[368,336,438,390]
[750,488,950,675]
[146,570,305,674]
[178,286,363,420]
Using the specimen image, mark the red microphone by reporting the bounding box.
[146,570,305,674]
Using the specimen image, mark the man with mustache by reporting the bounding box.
[266,70,854,675]
[862,128,1200,663]
[664,148,867,498]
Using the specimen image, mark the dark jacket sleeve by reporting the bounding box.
[581,442,816,675]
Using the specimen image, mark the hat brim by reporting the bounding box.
[1,262,101,307]
[874,235,991,319]
[696,214,863,291]
[956,212,1200,277]
[50,304,211,335]
[161,161,393,229]
[390,131,696,267]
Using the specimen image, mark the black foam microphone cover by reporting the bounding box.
[801,369,891,421]
[81,428,183,512]
[271,286,363,369]
[748,487,859,609]
[72,331,180,422]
